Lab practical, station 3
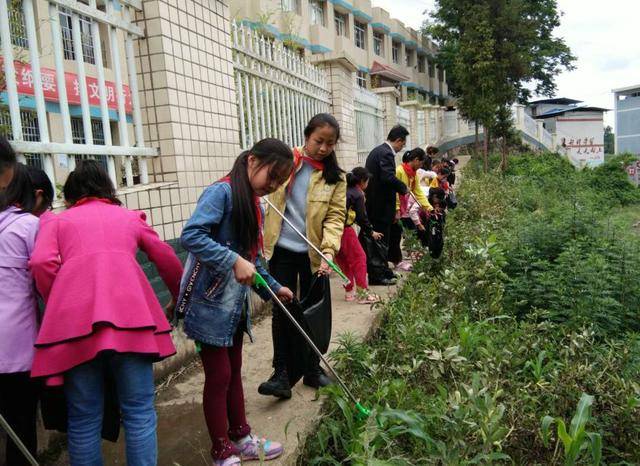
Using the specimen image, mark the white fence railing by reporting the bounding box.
[354,86,384,165]
[444,111,457,137]
[523,113,538,139]
[416,110,426,146]
[396,105,411,148]
[0,0,155,191]
[231,21,331,150]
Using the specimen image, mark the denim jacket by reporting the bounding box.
[176,182,282,347]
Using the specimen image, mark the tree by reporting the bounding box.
[425,0,575,170]
[604,125,615,154]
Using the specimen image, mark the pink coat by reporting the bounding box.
[29,198,183,384]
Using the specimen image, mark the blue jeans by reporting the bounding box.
[64,353,157,466]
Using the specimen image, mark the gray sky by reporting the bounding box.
[372,0,640,128]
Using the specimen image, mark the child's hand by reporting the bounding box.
[318,253,333,276]
[372,231,383,241]
[233,256,257,285]
[277,287,294,303]
[417,224,426,232]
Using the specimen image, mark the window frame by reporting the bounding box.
[334,11,347,37]
[392,42,400,64]
[354,21,366,50]
[373,31,384,57]
[309,0,325,26]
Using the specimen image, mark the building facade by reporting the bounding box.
[229,0,449,105]
[613,84,640,156]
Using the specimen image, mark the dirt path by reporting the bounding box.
[49,156,470,466]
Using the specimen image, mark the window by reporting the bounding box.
[0,109,43,169]
[405,49,413,67]
[309,0,324,26]
[71,118,108,170]
[59,7,95,64]
[334,12,347,37]
[8,1,28,47]
[281,0,298,13]
[429,62,435,78]
[373,32,384,56]
[354,21,366,50]
[356,71,367,89]
[392,42,400,64]
[418,56,426,73]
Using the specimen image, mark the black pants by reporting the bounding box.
[388,222,404,265]
[268,246,320,375]
[0,372,38,466]
[362,219,396,282]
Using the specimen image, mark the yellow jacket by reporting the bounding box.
[395,165,432,211]
[264,156,347,272]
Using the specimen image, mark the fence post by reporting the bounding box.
[373,87,400,140]
[312,55,358,169]
[400,100,420,148]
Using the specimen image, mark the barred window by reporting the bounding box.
[59,7,95,64]
[8,1,28,48]
[309,0,324,26]
[334,12,347,37]
[354,21,366,50]
[373,32,384,56]
[0,109,44,168]
[71,117,108,170]
[281,0,298,13]
[392,42,400,64]
[418,56,426,73]
[356,71,367,89]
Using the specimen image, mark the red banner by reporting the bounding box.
[2,59,132,114]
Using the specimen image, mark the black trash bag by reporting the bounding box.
[40,368,121,442]
[426,213,446,258]
[446,191,458,210]
[359,232,387,270]
[284,274,332,386]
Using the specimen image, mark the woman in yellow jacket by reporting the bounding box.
[259,114,347,399]
[388,148,432,271]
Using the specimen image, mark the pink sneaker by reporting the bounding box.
[213,455,241,466]
[235,434,284,461]
[345,290,356,302]
[396,260,413,272]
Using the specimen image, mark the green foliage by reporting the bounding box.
[302,153,640,465]
[604,126,615,155]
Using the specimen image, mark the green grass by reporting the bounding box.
[301,153,640,465]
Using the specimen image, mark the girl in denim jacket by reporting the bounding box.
[177,138,294,466]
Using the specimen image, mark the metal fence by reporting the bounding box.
[396,105,411,148]
[0,0,155,192]
[416,110,425,146]
[354,86,384,164]
[231,21,331,150]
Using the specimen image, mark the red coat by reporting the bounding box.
[29,198,183,384]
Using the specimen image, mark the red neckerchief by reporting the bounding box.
[399,163,417,215]
[219,176,263,261]
[287,147,324,194]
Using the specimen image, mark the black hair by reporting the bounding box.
[402,147,426,164]
[346,166,370,187]
[0,136,17,174]
[229,138,293,257]
[423,156,433,171]
[387,125,409,142]
[303,113,344,185]
[428,187,446,206]
[63,159,121,206]
[426,145,439,156]
[0,163,54,214]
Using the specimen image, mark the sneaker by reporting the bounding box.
[396,260,413,272]
[345,290,356,302]
[258,369,292,399]
[356,290,380,305]
[213,455,241,466]
[235,434,284,461]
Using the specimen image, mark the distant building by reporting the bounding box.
[528,98,607,168]
[613,84,640,156]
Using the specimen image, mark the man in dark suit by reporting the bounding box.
[362,125,409,285]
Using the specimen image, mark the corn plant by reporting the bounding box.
[540,393,602,466]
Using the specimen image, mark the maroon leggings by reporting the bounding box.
[199,330,251,460]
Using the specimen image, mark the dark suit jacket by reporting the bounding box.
[364,142,408,224]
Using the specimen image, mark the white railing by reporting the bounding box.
[231,21,330,150]
[354,86,384,164]
[444,110,457,137]
[429,111,437,144]
[396,105,411,148]
[523,112,538,139]
[416,110,426,146]
[542,128,553,149]
[0,0,155,192]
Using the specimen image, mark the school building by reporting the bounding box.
[613,84,640,156]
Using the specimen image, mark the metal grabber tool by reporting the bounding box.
[0,412,39,465]
[263,197,350,286]
[254,273,370,419]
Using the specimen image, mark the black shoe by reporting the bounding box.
[369,277,397,286]
[303,370,333,389]
[258,369,292,399]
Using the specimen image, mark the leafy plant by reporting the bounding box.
[541,393,602,465]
